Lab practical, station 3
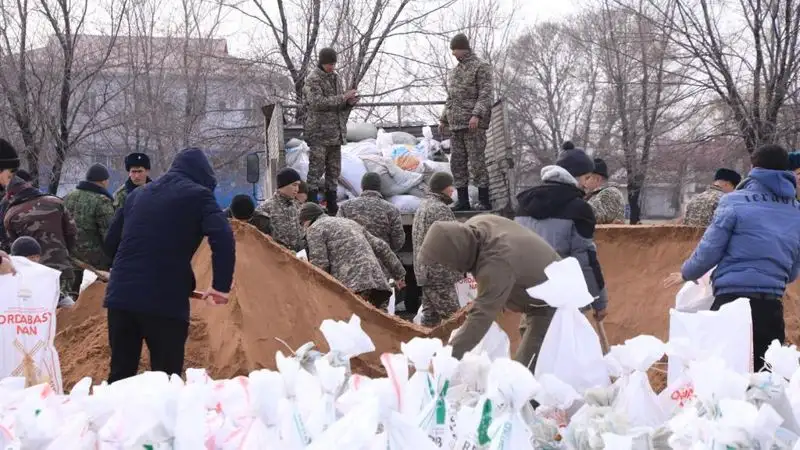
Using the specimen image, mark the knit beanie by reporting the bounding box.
[124,152,151,171]
[10,236,41,257]
[592,158,609,179]
[0,139,20,171]
[230,194,255,220]
[714,168,741,186]
[450,33,471,51]
[86,163,110,182]
[556,141,594,178]
[276,168,301,189]
[788,152,800,171]
[429,171,454,193]
[361,172,382,192]
[319,48,338,65]
[299,202,325,224]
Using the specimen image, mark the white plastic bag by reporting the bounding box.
[607,335,667,428]
[319,314,376,369]
[533,373,582,428]
[0,257,63,393]
[339,150,368,197]
[296,249,308,261]
[347,123,378,142]
[361,155,425,197]
[275,351,313,448]
[484,358,540,450]
[674,267,714,312]
[448,322,510,361]
[79,269,97,294]
[388,195,422,214]
[527,257,610,392]
[416,347,459,448]
[455,274,478,307]
[402,337,443,418]
[285,141,310,181]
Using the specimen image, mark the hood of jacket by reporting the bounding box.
[6,176,43,206]
[418,220,477,274]
[77,180,114,200]
[516,165,586,218]
[745,168,797,198]
[168,148,217,191]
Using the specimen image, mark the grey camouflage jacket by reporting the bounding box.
[337,190,405,251]
[303,67,352,146]
[441,53,494,131]
[587,185,626,224]
[413,192,463,287]
[306,215,405,293]
[683,186,723,227]
[258,192,303,251]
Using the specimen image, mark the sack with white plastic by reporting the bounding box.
[377,130,395,158]
[347,123,379,142]
[285,140,310,181]
[275,351,314,448]
[533,373,582,429]
[447,322,510,362]
[674,267,714,312]
[483,358,540,450]
[388,195,422,214]
[339,149,368,197]
[606,335,668,428]
[79,269,97,295]
[421,160,451,174]
[0,257,63,393]
[667,298,753,388]
[319,314,376,372]
[402,337,443,418]
[413,126,440,161]
[361,155,425,196]
[304,358,346,439]
[416,346,459,448]
[455,274,478,307]
[392,131,417,146]
[527,257,610,393]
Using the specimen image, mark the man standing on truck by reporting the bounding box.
[303,47,359,215]
[417,215,560,369]
[337,172,405,251]
[413,172,463,326]
[114,152,152,211]
[439,33,493,212]
[300,202,406,309]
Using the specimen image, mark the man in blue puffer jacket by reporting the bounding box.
[104,148,235,383]
[667,144,800,371]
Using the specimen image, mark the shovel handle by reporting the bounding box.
[595,319,610,355]
[71,258,109,282]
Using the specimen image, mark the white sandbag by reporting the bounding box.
[484,358,540,449]
[286,141,310,181]
[361,156,425,197]
[79,269,97,294]
[347,123,378,142]
[606,335,667,428]
[345,140,381,158]
[675,267,714,312]
[667,298,753,387]
[388,195,422,214]
[0,257,63,394]
[339,150,368,197]
[454,274,477,307]
[448,322,510,361]
[377,130,394,158]
[392,131,417,145]
[421,160,451,174]
[528,257,610,392]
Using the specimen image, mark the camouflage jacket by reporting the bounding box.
[337,190,405,251]
[441,53,494,131]
[224,208,273,236]
[114,177,152,211]
[4,182,77,271]
[587,185,626,224]
[303,67,353,146]
[684,186,724,227]
[62,181,115,270]
[412,192,463,287]
[307,215,405,293]
[258,192,303,251]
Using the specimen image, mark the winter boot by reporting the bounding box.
[325,190,339,216]
[453,187,471,211]
[307,189,319,204]
[475,187,491,211]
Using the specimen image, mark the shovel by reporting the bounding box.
[593,318,610,355]
[71,258,109,282]
[190,290,229,305]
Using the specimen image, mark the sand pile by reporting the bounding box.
[56,221,521,389]
[56,223,800,391]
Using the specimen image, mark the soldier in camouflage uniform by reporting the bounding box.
[300,202,406,310]
[303,47,358,215]
[683,168,741,227]
[225,194,272,236]
[258,168,303,251]
[4,176,78,299]
[63,163,115,294]
[114,152,152,211]
[337,172,405,251]
[585,158,626,224]
[439,33,493,212]
[413,172,463,326]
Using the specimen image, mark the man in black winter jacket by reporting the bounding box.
[104,148,235,383]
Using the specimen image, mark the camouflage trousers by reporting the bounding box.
[307,145,342,193]
[420,285,460,327]
[514,306,556,372]
[450,129,489,189]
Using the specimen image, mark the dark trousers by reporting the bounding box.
[70,270,84,299]
[357,289,392,310]
[107,308,189,383]
[712,293,785,372]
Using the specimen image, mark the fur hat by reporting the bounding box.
[361,172,382,192]
[714,168,742,186]
[429,171,454,193]
[86,163,111,182]
[124,153,150,171]
[450,33,471,51]
[276,168,301,189]
[0,139,20,171]
[299,202,326,224]
[318,48,338,65]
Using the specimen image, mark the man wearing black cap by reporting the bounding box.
[683,168,741,227]
[114,152,152,211]
[257,168,303,251]
[439,33,494,211]
[63,163,116,294]
[514,141,609,325]
[225,194,272,236]
[302,47,359,215]
[584,158,626,224]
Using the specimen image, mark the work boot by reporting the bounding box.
[453,187,471,211]
[307,189,319,204]
[325,190,339,216]
[475,187,491,211]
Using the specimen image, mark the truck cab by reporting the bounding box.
[248,100,516,314]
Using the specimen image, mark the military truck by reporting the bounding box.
[246,100,516,313]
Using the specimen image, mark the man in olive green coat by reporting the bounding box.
[64,163,115,293]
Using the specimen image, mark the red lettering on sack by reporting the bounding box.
[0,312,51,327]
[669,384,695,407]
[16,325,37,335]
